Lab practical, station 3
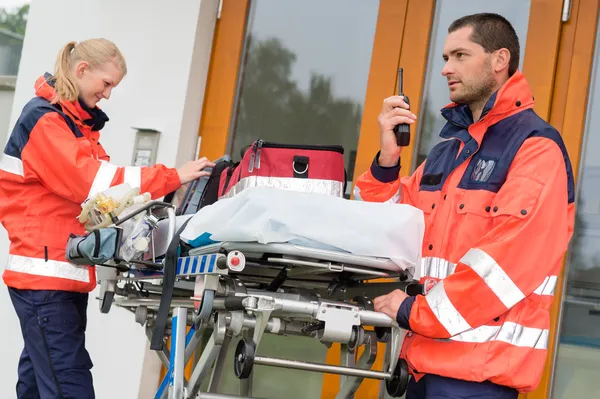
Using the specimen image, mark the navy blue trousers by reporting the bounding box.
[8,287,95,399]
[407,374,519,399]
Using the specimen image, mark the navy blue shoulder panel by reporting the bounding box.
[531,122,575,204]
[456,109,575,203]
[4,96,83,160]
[419,137,461,192]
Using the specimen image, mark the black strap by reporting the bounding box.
[93,230,101,258]
[150,216,194,351]
[221,162,238,196]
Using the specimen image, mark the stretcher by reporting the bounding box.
[79,187,423,399]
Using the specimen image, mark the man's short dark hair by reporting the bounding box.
[449,13,520,76]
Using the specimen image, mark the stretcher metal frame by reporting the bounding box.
[96,201,419,399]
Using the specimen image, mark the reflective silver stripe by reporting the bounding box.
[0,152,24,177]
[222,176,344,198]
[533,275,558,296]
[124,166,142,189]
[6,254,90,283]
[421,257,456,279]
[353,185,400,203]
[460,248,525,309]
[449,322,549,349]
[387,189,401,204]
[88,161,118,200]
[498,322,549,349]
[425,280,471,336]
[353,185,363,201]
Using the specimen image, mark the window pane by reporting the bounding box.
[229,0,380,197]
[552,15,600,398]
[215,1,381,397]
[413,0,531,170]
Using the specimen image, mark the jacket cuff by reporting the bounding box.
[396,295,417,330]
[165,168,182,194]
[370,151,400,183]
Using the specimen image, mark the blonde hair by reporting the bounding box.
[51,38,127,103]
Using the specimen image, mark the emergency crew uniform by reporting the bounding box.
[355,71,575,398]
[0,74,182,398]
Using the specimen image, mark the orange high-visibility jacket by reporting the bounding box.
[0,74,182,293]
[355,71,575,393]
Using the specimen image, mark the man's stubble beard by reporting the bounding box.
[451,62,496,108]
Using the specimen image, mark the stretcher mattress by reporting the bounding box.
[179,187,425,273]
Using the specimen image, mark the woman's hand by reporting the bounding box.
[177,157,216,185]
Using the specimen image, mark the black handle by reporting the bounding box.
[224,296,246,311]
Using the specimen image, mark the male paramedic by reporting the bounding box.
[357,13,575,399]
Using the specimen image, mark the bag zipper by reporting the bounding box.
[253,139,344,154]
[249,139,343,171]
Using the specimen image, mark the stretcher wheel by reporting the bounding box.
[375,327,391,343]
[100,290,114,314]
[234,338,256,379]
[198,289,215,322]
[386,358,409,397]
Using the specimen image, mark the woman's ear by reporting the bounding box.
[74,61,89,78]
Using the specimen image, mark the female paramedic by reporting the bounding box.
[0,38,214,398]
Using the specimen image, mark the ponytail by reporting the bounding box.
[49,38,127,104]
[51,41,79,103]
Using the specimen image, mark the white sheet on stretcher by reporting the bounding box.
[180,187,424,272]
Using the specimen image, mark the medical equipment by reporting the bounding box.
[75,182,424,399]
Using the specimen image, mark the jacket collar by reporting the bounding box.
[36,73,109,131]
[440,71,535,142]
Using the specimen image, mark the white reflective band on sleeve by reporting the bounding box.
[353,185,363,201]
[449,322,549,350]
[425,280,472,336]
[387,189,401,204]
[87,161,118,200]
[353,185,401,203]
[124,166,142,190]
[533,275,558,296]
[6,254,90,283]
[460,248,525,309]
[0,152,24,177]
[421,257,456,279]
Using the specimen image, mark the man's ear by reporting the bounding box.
[493,48,510,74]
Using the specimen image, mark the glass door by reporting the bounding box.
[551,3,600,397]
[225,0,382,198]
[197,1,390,398]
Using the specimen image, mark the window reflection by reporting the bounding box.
[229,0,380,196]
[553,14,600,398]
[217,1,381,397]
[413,0,531,170]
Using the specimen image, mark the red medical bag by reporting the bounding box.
[218,139,346,199]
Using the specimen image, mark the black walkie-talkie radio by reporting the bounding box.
[393,67,411,147]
